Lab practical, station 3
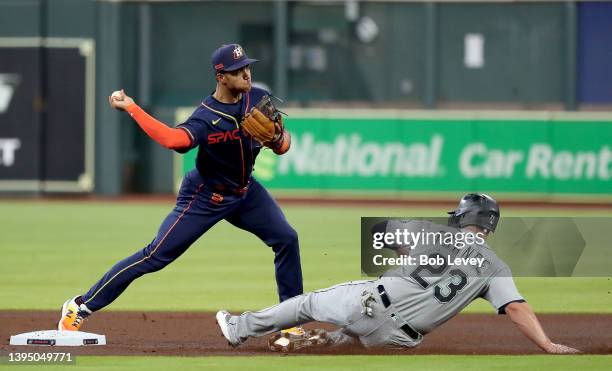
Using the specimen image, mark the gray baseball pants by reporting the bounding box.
[226,280,422,348]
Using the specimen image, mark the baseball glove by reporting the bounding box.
[242,95,284,146]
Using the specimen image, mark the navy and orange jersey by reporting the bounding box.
[177,87,269,189]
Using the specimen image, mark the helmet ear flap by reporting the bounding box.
[447,213,461,228]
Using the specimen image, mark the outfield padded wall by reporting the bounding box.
[176,109,612,201]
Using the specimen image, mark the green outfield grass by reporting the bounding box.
[4,355,612,371]
[0,201,610,313]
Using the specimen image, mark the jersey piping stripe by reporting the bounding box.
[201,103,238,127]
[244,93,251,116]
[238,93,251,185]
[202,98,249,186]
[237,137,246,186]
[177,126,195,147]
[83,183,205,305]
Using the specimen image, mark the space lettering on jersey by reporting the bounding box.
[208,129,240,144]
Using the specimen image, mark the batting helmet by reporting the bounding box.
[447,193,500,232]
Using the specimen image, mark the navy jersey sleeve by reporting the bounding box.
[248,86,272,106]
[176,115,208,150]
[250,86,271,96]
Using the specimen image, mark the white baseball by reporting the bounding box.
[111,90,123,100]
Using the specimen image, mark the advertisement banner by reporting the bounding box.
[177,110,612,199]
[0,47,41,182]
[0,38,95,192]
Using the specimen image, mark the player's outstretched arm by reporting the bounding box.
[505,301,580,354]
[108,89,191,150]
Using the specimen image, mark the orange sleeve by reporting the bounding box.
[271,130,291,155]
[125,103,192,150]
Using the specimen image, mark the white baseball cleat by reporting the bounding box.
[215,310,240,347]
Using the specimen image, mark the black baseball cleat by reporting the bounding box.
[268,328,329,352]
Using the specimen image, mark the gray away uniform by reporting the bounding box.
[225,220,524,348]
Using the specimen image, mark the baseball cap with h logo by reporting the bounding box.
[211,44,259,73]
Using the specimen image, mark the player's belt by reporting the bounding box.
[377,285,392,307]
[377,284,421,340]
[210,182,249,196]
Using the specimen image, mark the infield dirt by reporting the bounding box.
[1,311,610,356]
